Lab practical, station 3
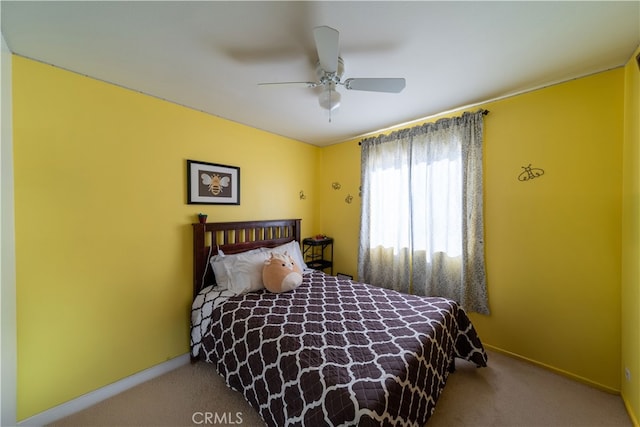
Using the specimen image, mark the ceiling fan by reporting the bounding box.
[259,26,406,117]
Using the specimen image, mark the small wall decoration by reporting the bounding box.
[518,164,545,182]
[299,190,307,200]
[332,182,341,190]
[345,194,354,204]
[187,159,240,205]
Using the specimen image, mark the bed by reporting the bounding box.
[190,219,487,426]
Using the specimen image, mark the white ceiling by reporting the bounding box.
[2,1,639,146]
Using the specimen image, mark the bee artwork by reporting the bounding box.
[187,160,240,205]
[200,172,230,196]
[518,164,545,182]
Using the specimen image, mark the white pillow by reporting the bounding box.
[209,248,263,289]
[210,256,232,289]
[223,251,270,294]
[267,240,308,272]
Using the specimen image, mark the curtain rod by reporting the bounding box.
[358,109,490,146]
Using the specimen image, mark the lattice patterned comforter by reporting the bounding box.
[191,270,487,427]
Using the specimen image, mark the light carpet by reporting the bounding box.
[50,350,631,427]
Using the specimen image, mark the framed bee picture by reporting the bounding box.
[187,160,240,205]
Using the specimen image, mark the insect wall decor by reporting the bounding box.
[187,160,240,205]
[518,164,545,182]
[201,173,229,196]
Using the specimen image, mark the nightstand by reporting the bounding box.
[302,237,333,274]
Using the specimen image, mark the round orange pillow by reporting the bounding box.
[262,252,303,293]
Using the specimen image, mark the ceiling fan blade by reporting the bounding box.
[313,26,339,73]
[344,78,406,93]
[258,81,318,88]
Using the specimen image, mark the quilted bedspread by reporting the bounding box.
[192,270,487,427]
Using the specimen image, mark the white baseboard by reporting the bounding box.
[17,353,191,427]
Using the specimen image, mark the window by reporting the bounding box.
[358,111,489,314]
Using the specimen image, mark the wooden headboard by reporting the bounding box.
[192,218,301,298]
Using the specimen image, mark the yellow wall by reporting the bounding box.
[316,143,362,277]
[622,45,640,425]
[478,70,623,392]
[12,56,319,420]
[320,69,625,392]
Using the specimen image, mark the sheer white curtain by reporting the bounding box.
[358,110,489,314]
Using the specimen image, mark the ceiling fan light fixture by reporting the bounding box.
[318,86,341,111]
[259,27,405,117]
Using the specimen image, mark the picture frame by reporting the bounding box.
[187,160,240,205]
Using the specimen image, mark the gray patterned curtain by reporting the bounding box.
[358,110,489,314]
